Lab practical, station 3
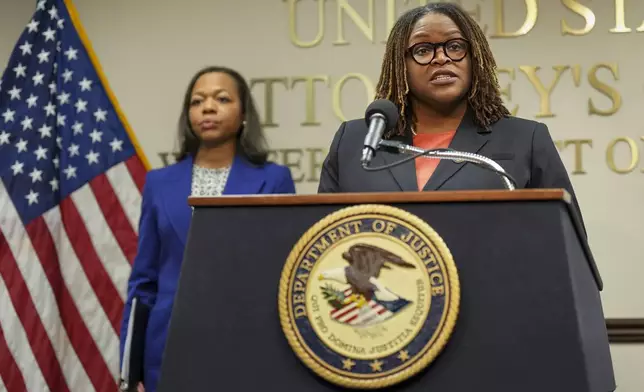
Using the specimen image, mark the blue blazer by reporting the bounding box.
[119,154,296,392]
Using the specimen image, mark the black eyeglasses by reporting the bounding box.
[407,38,469,65]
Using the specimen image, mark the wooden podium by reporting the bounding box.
[157,189,615,392]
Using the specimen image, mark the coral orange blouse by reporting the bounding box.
[413,130,456,191]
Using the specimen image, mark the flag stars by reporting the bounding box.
[42,28,56,42]
[37,50,50,64]
[13,63,27,78]
[49,81,56,94]
[94,108,107,122]
[25,190,39,205]
[63,165,77,179]
[53,156,60,168]
[67,143,80,157]
[44,102,56,116]
[29,168,43,183]
[21,116,34,131]
[89,129,102,143]
[57,19,65,30]
[62,69,73,83]
[86,150,99,165]
[72,121,83,135]
[8,86,22,100]
[110,138,123,152]
[0,130,10,145]
[75,99,87,113]
[2,109,16,123]
[79,78,92,91]
[26,94,39,108]
[56,137,62,149]
[19,42,32,55]
[48,6,59,20]
[64,47,78,61]
[11,161,24,175]
[32,71,45,86]
[50,178,59,191]
[37,0,46,11]
[16,139,28,153]
[27,20,39,33]
[38,124,52,139]
[57,91,70,105]
[56,113,66,126]
[34,145,48,160]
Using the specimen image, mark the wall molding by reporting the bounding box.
[607,318,644,343]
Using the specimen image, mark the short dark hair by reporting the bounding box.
[375,3,510,136]
[176,65,268,164]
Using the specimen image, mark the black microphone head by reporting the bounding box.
[364,99,399,129]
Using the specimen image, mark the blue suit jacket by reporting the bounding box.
[119,154,295,392]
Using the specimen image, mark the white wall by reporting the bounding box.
[1,0,642,390]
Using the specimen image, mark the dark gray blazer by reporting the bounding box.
[317,109,587,233]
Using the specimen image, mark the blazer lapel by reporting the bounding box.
[423,109,491,191]
[162,155,193,247]
[379,132,419,192]
[222,154,266,195]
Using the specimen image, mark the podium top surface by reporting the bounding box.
[188,188,603,291]
[188,189,571,207]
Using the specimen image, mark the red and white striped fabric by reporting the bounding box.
[0,159,146,392]
[0,0,150,391]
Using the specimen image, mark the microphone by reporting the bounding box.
[361,99,399,167]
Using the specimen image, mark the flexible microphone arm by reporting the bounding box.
[375,140,517,191]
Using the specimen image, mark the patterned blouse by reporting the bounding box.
[190,164,231,197]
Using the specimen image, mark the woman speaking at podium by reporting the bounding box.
[317,2,583,223]
[119,66,296,392]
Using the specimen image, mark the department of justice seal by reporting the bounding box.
[278,204,460,389]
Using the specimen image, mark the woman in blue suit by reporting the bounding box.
[119,66,296,392]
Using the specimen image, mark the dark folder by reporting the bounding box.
[119,296,150,392]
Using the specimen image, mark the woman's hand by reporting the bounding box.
[137,383,145,392]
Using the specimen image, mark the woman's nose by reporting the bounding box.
[202,97,217,112]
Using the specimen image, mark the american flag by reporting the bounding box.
[0,0,149,391]
[328,287,410,327]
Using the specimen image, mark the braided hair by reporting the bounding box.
[375,3,510,137]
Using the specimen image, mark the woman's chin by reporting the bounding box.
[198,131,235,147]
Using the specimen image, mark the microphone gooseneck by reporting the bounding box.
[363,140,517,191]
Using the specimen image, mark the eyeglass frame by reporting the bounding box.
[406,38,470,65]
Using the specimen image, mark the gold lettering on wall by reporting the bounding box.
[282,149,306,181]
[250,77,289,127]
[606,137,639,174]
[291,75,330,126]
[334,0,375,45]
[587,63,621,116]
[610,0,644,33]
[561,0,596,36]
[497,67,519,116]
[307,148,326,182]
[382,0,438,41]
[285,0,326,48]
[562,139,592,174]
[491,0,538,38]
[332,73,375,122]
[519,65,569,118]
